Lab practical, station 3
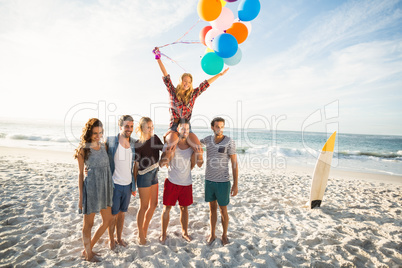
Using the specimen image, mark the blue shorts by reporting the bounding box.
[112,183,132,215]
[169,122,193,133]
[137,168,159,188]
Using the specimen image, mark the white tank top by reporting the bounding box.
[167,147,194,186]
[112,143,132,186]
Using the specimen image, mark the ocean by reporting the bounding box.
[0,120,401,176]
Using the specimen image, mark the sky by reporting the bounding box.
[0,0,401,136]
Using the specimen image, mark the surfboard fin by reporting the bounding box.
[311,200,322,209]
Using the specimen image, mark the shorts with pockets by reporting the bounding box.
[112,183,132,215]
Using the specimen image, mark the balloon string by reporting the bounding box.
[156,19,202,71]
[160,52,187,72]
[158,19,202,49]
[159,40,202,48]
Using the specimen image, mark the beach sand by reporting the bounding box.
[0,146,401,267]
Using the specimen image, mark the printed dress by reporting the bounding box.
[82,144,113,215]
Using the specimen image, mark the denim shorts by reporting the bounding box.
[169,122,193,133]
[137,168,159,188]
[112,183,132,215]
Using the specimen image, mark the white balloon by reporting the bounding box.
[211,7,235,31]
[205,28,224,50]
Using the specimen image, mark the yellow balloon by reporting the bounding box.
[205,47,214,54]
[220,0,227,7]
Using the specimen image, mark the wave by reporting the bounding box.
[239,146,319,158]
[1,131,401,162]
[3,134,69,143]
[238,146,402,161]
[338,151,402,160]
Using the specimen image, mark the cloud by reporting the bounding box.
[218,0,402,134]
[0,0,197,113]
[0,0,401,134]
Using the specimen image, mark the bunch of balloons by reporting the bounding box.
[198,0,261,75]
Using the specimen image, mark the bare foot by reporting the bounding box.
[85,251,101,262]
[81,250,100,258]
[207,235,216,245]
[182,233,191,242]
[138,236,147,245]
[117,239,128,247]
[222,235,230,246]
[109,239,117,250]
[88,255,101,262]
[159,234,167,244]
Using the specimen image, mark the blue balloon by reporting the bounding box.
[238,0,260,22]
[212,33,238,59]
[224,48,242,66]
[201,52,224,75]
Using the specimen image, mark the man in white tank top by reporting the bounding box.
[106,115,136,249]
[158,119,203,244]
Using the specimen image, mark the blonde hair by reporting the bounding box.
[176,73,193,104]
[136,117,153,143]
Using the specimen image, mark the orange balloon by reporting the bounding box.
[199,26,212,46]
[197,0,222,22]
[226,22,249,44]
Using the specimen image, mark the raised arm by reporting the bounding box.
[153,47,168,77]
[207,68,229,85]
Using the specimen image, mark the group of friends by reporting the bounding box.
[73,48,238,262]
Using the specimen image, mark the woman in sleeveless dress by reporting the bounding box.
[74,118,114,262]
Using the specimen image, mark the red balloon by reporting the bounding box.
[199,26,213,46]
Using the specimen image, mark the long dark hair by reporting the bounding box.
[74,118,103,161]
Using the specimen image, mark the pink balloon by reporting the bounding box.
[205,28,224,49]
[234,18,252,34]
[211,7,235,31]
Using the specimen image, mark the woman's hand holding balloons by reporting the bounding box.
[152,47,161,60]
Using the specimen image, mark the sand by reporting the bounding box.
[0,146,401,267]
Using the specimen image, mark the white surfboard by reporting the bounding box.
[308,131,337,209]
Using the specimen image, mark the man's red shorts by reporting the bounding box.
[163,178,193,207]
